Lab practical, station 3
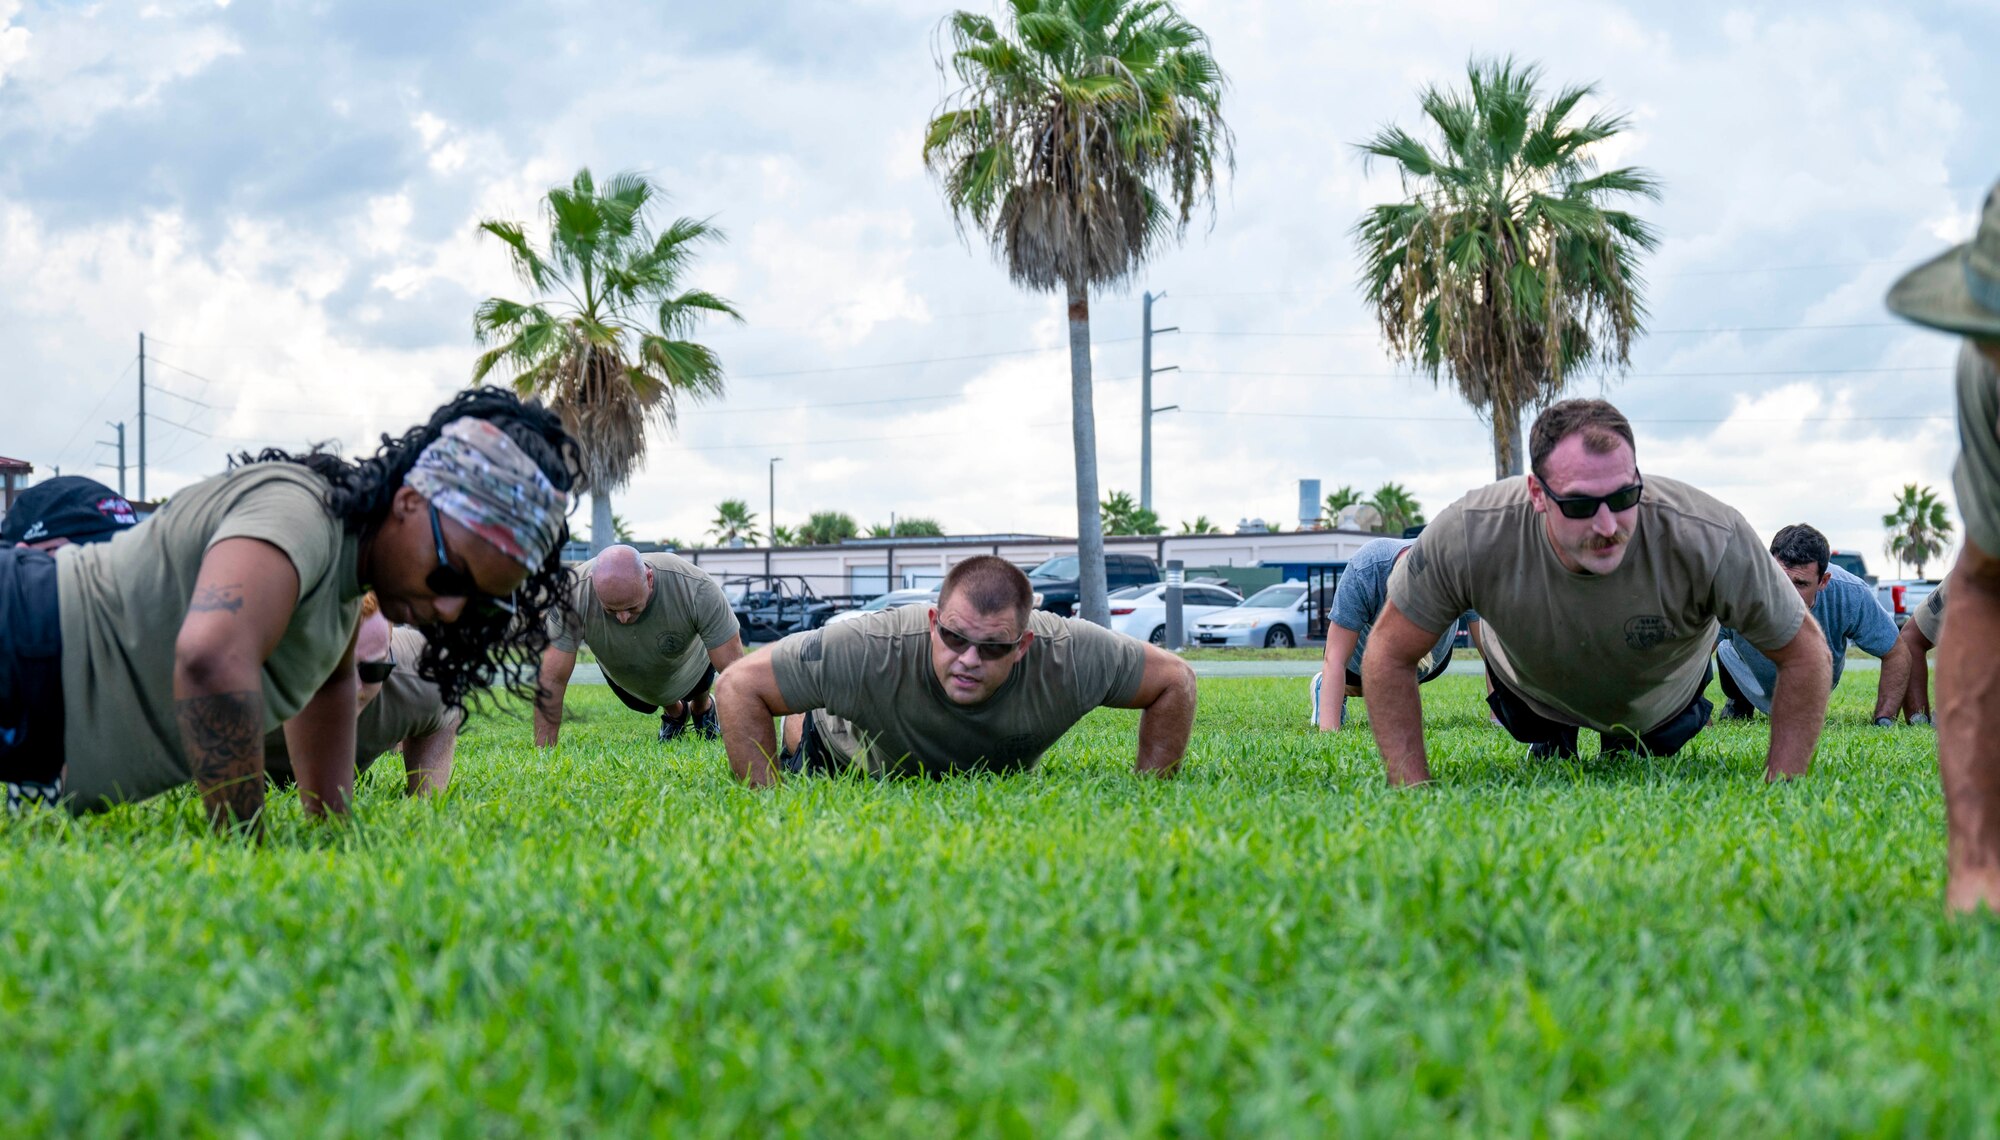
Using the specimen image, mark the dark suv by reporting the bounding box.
[1026,553,1161,617]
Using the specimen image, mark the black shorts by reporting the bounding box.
[0,546,64,784]
[1343,644,1452,692]
[605,664,717,717]
[780,711,841,776]
[1485,661,1713,759]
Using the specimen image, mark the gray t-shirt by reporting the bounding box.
[265,626,460,783]
[1953,342,2000,557]
[1331,537,1463,677]
[768,604,1148,777]
[1914,579,1947,643]
[1722,564,1897,693]
[1389,474,1806,735]
[57,464,363,811]
[548,552,739,705]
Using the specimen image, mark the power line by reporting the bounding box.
[732,336,1139,379]
[1174,366,1953,381]
[668,418,1069,453]
[1175,408,1952,425]
[52,356,139,473]
[1174,321,1907,339]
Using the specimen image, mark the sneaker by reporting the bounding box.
[1528,737,1579,761]
[695,704,720,740]
[659,709,690,743]
[1716,700,1754,722]
[1910,713,1933,727]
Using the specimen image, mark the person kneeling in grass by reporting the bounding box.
[715,555,1197,784]
[0,388,577,826]
[1312,535,1473,730]
[1363,398,1831,784]
[534,545,744,747]
[1714,523,1911,727]
[266,595,463,797]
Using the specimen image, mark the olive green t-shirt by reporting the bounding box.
[57,464,363,810]
[547,552,739,705]
[1914,580,1947,644]
[265,626,460,783]
[1954,341,2000,557]
[1387,474,1806,735]
[768,604,1149,777]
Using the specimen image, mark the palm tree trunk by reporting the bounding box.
[1066,282,1110,627]
[591,489,615,555]
[1493,402,1525,481]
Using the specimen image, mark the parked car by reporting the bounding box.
[825,587,939,626]
[1189,581,1312,648]
[1026,553,1161,617]
[1877,578,1941,628]
[1829,549,1873,585]
[1107,582,1243,645]
[723,575,840,643]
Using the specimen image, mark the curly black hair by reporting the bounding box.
[235,387,582,713]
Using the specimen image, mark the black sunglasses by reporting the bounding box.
[357,658,397,685]
[1544,474,1645,520]
[934,618,1026,661]
[428,505,516,616]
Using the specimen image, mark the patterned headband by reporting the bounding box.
[405,417,568,570]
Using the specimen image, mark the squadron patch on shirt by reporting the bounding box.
[1623,615,1670,651]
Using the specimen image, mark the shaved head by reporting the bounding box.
[592,545,654,620]
[356,611,393,662]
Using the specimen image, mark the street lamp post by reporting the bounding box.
[768,457,782,546]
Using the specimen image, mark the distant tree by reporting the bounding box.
[708,498,759,545]
[473,168,742,554]
[1355,57,1659,479]
[1367,482,1426,536]
[1883,483,1953,578]
[655,536,689,550]
[800,511,860,546]
[867,517,947,538]
[1100,490,1164,536]
[1179,515,1219,535]
[924,0,1232,625]
[770,524,799,547]
[1322,485,1362,524]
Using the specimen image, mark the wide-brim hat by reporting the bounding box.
[1886,180,2000,339]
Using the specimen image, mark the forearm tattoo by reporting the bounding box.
[189,584,245,613]
[177,689,265,830]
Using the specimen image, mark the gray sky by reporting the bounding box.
[3,0,1994,573]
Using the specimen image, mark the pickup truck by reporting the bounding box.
[1878,579,1941,628]
[1026,553,1161,617]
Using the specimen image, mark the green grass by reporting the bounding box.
[0,672,1985,1136]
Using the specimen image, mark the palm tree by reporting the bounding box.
[924,0,1231,624]
[799,511,859,546]
[1367,482,1426,536]
[770,524,799,547]
[1883,483,1953,578]
[1179,515,1218,535]
[1100,489,1163,536]
[709,498,759,546]
[474,168,743,554]
[868,517,948,538]
[1322,485,1362,524]
[1354,58,1659,479]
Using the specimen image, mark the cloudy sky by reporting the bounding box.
[3,0,1995,572]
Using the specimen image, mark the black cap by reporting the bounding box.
[1,476,140,547]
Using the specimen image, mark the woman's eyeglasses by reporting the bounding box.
[428,505,516,615]
[1544,475,1645,520]
[934,620,1026,661]
[357,658,397,685]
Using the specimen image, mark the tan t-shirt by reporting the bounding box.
[768,604,1149,777]
[547,552,739,705]
[1914,580,1947,644]
[1954,341,2000,557]
[265,626,460,782]
[57,463,364,810]
[1387,474,1806,735]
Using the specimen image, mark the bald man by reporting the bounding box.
[536,546,744,746]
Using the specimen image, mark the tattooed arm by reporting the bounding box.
[174,538,300,833]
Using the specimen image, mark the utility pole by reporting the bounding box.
[137,332,147,502]
[1140,292,1178,512]
[98,422,127,497]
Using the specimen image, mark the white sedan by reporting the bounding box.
[1189,582,1313,648]
[826,587,939,626]
[1108,582,1243,645]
